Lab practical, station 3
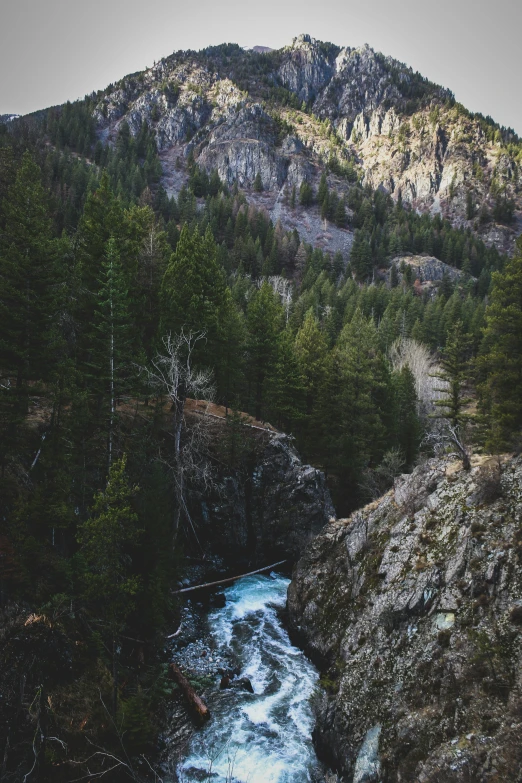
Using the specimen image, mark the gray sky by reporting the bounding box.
[1,0,521,134]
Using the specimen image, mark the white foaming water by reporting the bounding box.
[177,574,322,783]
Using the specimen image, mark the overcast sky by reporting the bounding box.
[1,0,520,134]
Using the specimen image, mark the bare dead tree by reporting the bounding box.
[257,275,293,323]
[139,222,165,289]
[423,419,471,471]
[140,330,216,546]
[389,337,443,416]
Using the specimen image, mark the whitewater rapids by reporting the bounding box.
[177,574,323,783]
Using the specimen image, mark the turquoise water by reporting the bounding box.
[177,574,322,783]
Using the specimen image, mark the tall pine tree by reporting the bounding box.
[478,237,522,451]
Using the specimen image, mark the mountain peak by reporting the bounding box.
[29,35,522,253]
[292,33,314,47]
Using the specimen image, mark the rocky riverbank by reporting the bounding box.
[288,454,522,782]
[162,574,325,782]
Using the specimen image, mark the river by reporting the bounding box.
[176,573,324,783]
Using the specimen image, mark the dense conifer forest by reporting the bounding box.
[0,98,521,780]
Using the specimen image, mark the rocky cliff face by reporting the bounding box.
[200,432,335,564]
[388,254,474,293]
[87,35,521,253]
[288,455,522,782]
[196,104,287,189]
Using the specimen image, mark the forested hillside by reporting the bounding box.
[1,38,522,780]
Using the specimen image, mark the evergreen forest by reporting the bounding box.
[0,104,521,781]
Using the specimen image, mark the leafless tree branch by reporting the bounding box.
[138,330,217,548]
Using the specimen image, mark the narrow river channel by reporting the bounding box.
[177,573,324,783]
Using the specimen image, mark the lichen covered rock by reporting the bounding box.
[288,455,522,781]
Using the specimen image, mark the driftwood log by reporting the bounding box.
[171,560,287,595]
[169,663,210,723]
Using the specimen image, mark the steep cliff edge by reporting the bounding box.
[288,455,522,782]
[199,431,335,564]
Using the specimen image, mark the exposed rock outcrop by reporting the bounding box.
[201,432,335,563]
[197,104,288,189]
[278,34,336,104]
[388,254,475,293]
[85,35,521,253]
[391,255,467,283]
[288,455,522,781]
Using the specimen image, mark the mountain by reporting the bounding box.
[64,33,521,255]
[1,32,522,783]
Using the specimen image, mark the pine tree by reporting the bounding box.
[209,169,221,197]
[77,455,141,714]
[299,181,314,207]
[135,210,170,348]
[350,231,373,280]
[432,320,473,469]
[0,154,56,468]
[377,305,400,352]
[78,171,124,285]
[0,152,56,404]
[89,238,137,463]
[433,320,472,429]
[0,144,16,207]
[466,191,475,220]
[215,291,246,412]
[478,237,522,451]
[75,172,127,352]
[390,264,399,288]
[295,311,329,417]
[392,365,420,466]
[439,272,453,300]
[309,350,341,474]
[335,309,390,498]
[160,225,227,367]
[335,197,347,228]
[317,172,328,205]
[320,192,329,221]
[265,329,306,432]
[246,282,282,420]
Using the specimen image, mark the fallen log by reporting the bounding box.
[171,560,287,595]
[169,663,210,723]
[193,408,276,433]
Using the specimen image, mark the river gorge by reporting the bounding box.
[173,573,324,783]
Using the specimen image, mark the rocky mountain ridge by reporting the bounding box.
[288,454,522,782]
[86,34,521,253]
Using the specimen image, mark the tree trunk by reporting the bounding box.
[172,560,287,594]
[168,663,210,723]
[172,381,186,542]
[112,636,118,717]
[109,258,114,468]
[37,685,48,778]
